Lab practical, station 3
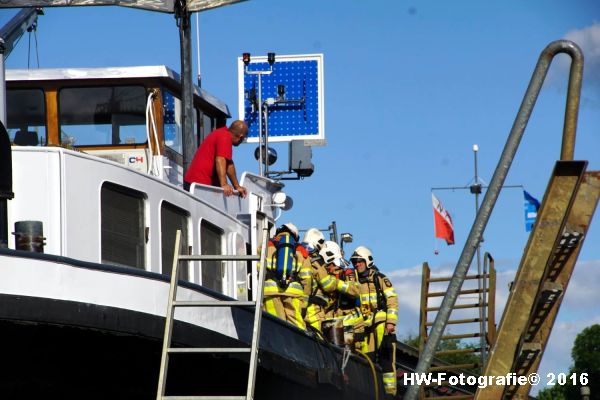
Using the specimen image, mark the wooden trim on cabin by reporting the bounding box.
[152,89,165,156]
[45,88,59,146]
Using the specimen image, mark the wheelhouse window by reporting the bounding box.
[199,112,215,144]
[162,89,197,155]
[101,183,146,269]
[201,220,223,293]
[6,88,47,146]
[161,202,189,280]
[59,86,147,146]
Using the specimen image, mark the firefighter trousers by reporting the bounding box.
[263,295,306,330]
[360,319,397,396]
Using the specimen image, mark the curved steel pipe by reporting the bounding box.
[404,40,584,400]
[555,42,584,160]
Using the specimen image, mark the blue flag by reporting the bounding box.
[524,190,540,232]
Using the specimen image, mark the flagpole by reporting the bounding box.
[472,144,486,368]
[429,145,523,375]
[431,192,439,255]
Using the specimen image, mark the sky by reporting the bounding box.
[2,0,600,393]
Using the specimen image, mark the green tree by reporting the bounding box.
[537,324,600,400]
[402,334,480,374]
[566,324,600,399]
[537,381,566,400]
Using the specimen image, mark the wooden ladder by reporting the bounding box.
[419,256,496,399]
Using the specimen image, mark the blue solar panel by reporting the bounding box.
[163,91,177,143]
[238,54,324,143]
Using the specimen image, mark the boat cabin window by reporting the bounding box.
[161,202,189,280]
[58,86,147,147]
[101,183,146,269]
[200,113,215,143]
[6,88,47,146]
[200,220,223,293]
[162,89,197,155]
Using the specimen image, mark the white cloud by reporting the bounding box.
[561,260,600,310]
[564,23,600,75]
[387,264,424,339]
[559,23,600,103]
[546,23,600,109]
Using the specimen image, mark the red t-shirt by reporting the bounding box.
[184,127,233,186]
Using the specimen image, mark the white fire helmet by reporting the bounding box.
[320,241,342,267]
[280,222,299,241]
[350,245,374,268]
[302,228,325,253]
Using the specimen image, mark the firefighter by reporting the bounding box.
[320,240,362,349]
[350,245,398,399]
[260,222,312,330]
[303,229,354,337]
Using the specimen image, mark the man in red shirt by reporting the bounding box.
[184,120,248,198]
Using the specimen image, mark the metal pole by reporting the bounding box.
[473,145,486,370]
[195,12,201,87]
[405,40,584,400]
[177,1,196,173]
[257,73,263,176]
[482,252,490,364]
[330,221,338,243]
[264,102,269,176]
[0,40,6,126]
[244,58,273,177]
[0,69,12,249]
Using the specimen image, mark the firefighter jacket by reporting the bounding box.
[258,238,312,304]
[309,258,360,311]
[356,267,398,326]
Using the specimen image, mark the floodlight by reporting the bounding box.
[254,146,278,165]
[267,52,275,65]
[341,233,353,243]
[242,52,251,66]
[271,191,287,205]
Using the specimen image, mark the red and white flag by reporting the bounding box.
[432,193,455,245]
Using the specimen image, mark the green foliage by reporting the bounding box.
[406,325,600,398]
[402,334,480,374]
[569,324,600,399]
[537,376,568,399]
[572,324,600,373]
[435,338,480,374]
[537,324,600,400]
[403,333,420,349]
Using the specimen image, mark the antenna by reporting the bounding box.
[195,12,201,87]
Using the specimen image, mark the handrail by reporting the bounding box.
[404,40,584,400]
[535,41,584,160]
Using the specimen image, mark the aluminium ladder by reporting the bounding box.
[157,222,270,400]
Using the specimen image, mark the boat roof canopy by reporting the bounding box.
[0,0,246,14]
[7,65,230,117]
